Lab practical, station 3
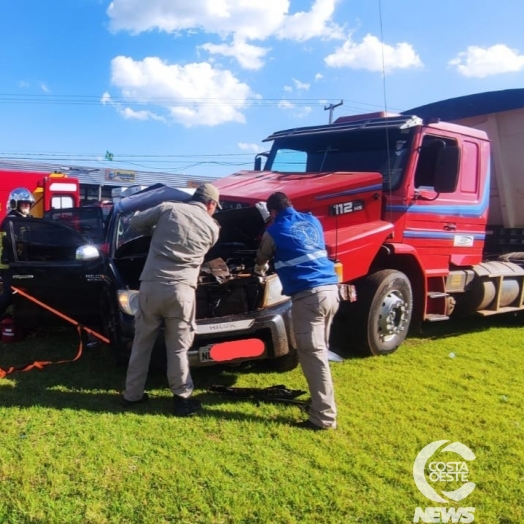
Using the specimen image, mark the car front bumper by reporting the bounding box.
[119,299,296,367]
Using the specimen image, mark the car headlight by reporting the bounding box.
[117,290,140,316]
[261,274,290,308]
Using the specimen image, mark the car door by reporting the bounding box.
[3,217,107,329]
[43,207,107,246]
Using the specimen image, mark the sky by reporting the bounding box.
[1,0,524,181]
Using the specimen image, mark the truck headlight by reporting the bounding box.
[117,290,140,316]
[261,274,290,308]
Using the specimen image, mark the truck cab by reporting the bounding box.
[214,107,524,356]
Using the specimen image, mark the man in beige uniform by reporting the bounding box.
[123,184,221,416]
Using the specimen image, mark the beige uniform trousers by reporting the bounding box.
[124,280,196,401]
[292,284,339,428]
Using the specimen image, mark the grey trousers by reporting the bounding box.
[291,285,339,428]
[124,280,196,401]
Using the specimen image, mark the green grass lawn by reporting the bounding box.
[0,315,523,523]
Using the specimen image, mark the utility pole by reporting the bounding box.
[324,100,343,124]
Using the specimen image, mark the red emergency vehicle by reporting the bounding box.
[0,168,80,220]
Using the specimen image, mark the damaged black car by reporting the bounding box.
[3,185,298,370]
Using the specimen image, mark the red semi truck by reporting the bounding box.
[0,167,80,220]
[213,89,524,356]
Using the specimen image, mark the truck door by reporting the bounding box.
[3,217,107,329]
[403,134,485,269]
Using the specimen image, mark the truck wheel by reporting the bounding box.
[356,269,412,356]
[269,348,299,372]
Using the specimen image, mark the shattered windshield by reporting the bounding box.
[112,185,193,250]
[264,127,414,190]
[115,211,142,249]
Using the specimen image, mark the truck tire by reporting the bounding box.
[355,269,413,356]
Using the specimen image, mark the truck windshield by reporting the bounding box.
[264,127,414,190]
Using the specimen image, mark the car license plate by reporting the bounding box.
[199,346,214,363]
[198,339,265,363]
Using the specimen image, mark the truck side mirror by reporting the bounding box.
[254,152,269,171]
[434,146,460,193]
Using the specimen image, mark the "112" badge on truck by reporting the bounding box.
[329,200,364,216]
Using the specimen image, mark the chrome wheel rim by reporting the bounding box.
[377,290,409,342]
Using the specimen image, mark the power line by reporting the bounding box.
[0,151,259,159]
[0,92,396,111]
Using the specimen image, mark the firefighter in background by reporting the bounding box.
[6,188,35,218]
[0,188,36,315]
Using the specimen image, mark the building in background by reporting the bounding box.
[0,160,218,206]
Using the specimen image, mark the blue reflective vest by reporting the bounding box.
[267,207,338,296]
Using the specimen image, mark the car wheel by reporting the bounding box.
[100,289,128,360]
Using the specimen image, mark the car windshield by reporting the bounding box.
[112,185,194,250]
[264,127,414,190]
[115,211,142,248]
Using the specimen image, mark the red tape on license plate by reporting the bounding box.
[200,339,265,362]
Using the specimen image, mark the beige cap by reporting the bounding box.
[194,183,222,209]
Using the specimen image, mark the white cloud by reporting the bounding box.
[292,78,310,91]
[284,85,293,92]
[40,82,50,93]
[121,107,167,122]
[18,81,30,88]
[277,99,312,118]
[449,44,524,78]
[103,56,255,127]
[101,92,112,104]
[325,34,423,72]
[107,0,344,69]
[101,91,166,122]
[276,0,345,42]
[315,73,323,80]
[201,38,270,71]
[278,100,295,110]
[297,106,313,118]
[107,0,288,40]
[238,142,263,153]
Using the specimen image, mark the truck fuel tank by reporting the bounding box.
[451,260,524,315]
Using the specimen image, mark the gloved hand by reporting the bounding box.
[255,202,270,223]
[254,262,269,276]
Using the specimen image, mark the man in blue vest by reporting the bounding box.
[255,192,340,430]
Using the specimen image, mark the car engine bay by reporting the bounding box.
[113,204,281,319]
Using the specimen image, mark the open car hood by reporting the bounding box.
[115,202,268,259]
[114,184,193,214]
